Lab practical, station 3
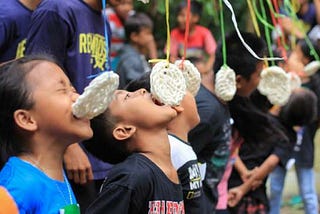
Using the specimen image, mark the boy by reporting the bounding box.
[85,89,185,213]
[116,12,156,88]
[125,72,206,214]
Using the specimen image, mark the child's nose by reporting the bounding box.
[71,91,79,102]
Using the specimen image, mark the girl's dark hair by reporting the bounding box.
[214,31,267,80]
[0,54,60,168]
[83,109,130,164]
[176,0,203,17]
[124,12,153,43]
[279,88,318,127]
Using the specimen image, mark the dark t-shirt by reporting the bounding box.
[26,0,111,93]
[188,84,231,213]
[86,153,185,214]
[0,0,32,62]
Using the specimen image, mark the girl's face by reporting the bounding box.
[26,61,93,143]
[109,89,178,129]
[114,0,133,20]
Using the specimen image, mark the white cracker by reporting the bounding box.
[72,71,119,119]
[175,60,201,96]
[150,61,186,106]
[215,65,237,101]
[287,72,301,91]
[304,61,320,76]
[258,66,291,106]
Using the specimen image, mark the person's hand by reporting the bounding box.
[228,187,244,207]
[251,178,263,190]
[63,143,94,184]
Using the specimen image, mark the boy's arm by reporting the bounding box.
[315,0,320,24]
[64,143,93,184]
[228,154,280,207]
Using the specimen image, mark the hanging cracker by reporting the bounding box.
[258,66,291,106]
[304,61,320,77]
[72,71,119,119]
[215,65,237,101]
[175,60,201,96]
[150,61,186,106]
[287,72,301,91]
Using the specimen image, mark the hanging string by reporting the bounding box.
[270,0,289,58]
[283,0,320,61]
[219,0,227,66]
[182,0,191,65]
[222,0,283,61]
[246,0,261,37]
[259,0,274,66]
[149,0,171,65]
[87,0,110,79]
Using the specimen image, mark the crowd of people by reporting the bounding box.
[0,0,319,213]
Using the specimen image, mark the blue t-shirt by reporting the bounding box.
[26,0,111,94]
[25,0,112,179]
[0,0,32,63]
[0,157,77,214]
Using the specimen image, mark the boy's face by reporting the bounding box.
[236,61,263,97]
[114,0,133,20]
[108,89,178,129]
[178,91,200,129]
[132,27,154,50]
[177,7,199,31]
[26,61,93,142]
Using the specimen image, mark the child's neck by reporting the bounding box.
[133,128,180,184]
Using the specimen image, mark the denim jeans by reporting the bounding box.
[269,165,319,214]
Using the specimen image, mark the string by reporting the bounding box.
[246,0,261,37]
[182,0,191,66]
[222,0,283,61]
[87,0,111,79]
[271,0,289,58]
[149,0,170,66]
[283,0,320,61]
[219,0,227,66]
[252,0,275,31]
[259,0,274,66]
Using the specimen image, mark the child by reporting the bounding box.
[169,1,216,77]
[116,12,156,88]
[106,0,134,69]
[188,31,267,214]
[0,55,93,213]
[269,39,320,214]
[125,72,206,214]
[228,88,318,212]
[85,88,185,213]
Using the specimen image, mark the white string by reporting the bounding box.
[223,0,283,61]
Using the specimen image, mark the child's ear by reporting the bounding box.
[113,125,136,141]
[236,75,244,89]
[172,105,184,113]
[13,110,37,131]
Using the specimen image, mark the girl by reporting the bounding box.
[0,55,93,213]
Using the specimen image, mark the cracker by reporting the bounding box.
[215,65,237,101]
[175,60,201,96]
[72,72,119,119]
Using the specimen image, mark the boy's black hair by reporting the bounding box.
[124,12,153,43]
[124,71,151,92]
[214,31,267,80]
[176,0,203,17]
[83,109,130,164]
[279,88,318,127]
[0,54,61,168]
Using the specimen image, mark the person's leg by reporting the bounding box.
[296,166,319,214]
[269,165,286,214]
